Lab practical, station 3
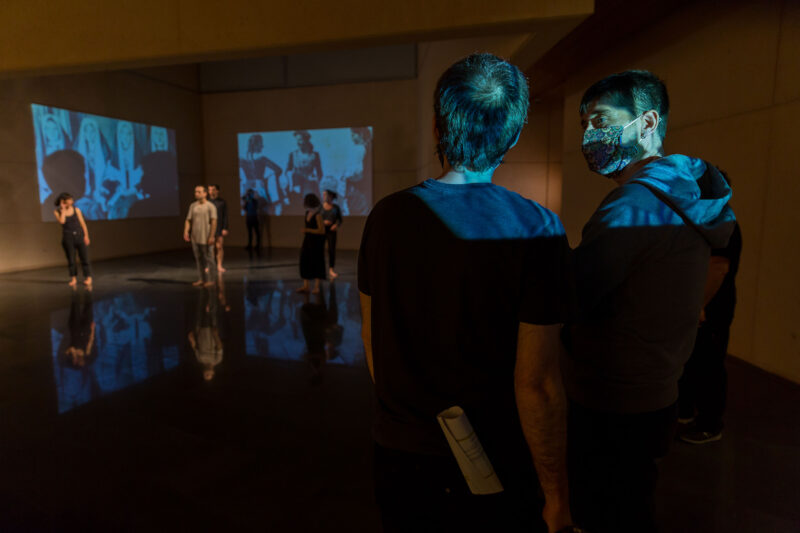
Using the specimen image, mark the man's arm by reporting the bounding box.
[704,256,730,306]
[515,322,572,533]
[183,218,191,242]
[359,291,374,383]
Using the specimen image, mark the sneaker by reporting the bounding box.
[680,428,722,444]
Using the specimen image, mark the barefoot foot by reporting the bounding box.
[68,278,77,287]
[192,280,204,286]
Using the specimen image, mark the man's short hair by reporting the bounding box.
[211,184,220,191]
[580,70,670,142]
[434,53,529,173]
[195,185,208,192]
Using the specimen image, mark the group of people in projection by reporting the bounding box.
[358,54,741,533]
[239,128,370,216]
[37,109,176,222]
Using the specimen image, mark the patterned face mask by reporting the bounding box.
[581,116,643,177]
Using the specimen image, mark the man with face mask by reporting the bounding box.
[564,71,736,532]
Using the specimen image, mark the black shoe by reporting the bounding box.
[680,426,722,444]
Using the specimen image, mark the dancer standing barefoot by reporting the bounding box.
[184,185,218,288]
[298,194,326,294]
[53,193,93,287]
[321,189,343,279]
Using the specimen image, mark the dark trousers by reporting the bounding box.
[326,229,337,269]
[567,401,678,533]
[246,215,260,248]
[62,232,91,277]
[678,322,730,432]
[374,444,546,533]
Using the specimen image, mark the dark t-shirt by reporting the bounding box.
[705,221,742,326]
[357,179,571,481]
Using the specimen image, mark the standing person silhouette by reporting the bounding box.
[53,192,93,287]
[321,189,343,279]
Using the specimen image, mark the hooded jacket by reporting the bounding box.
[564,155,736,414]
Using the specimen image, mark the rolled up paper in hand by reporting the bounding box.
[437,406,504,495]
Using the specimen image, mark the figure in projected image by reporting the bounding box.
[321,189,343,279]
[126,150,178,218]
[107,120,143,219]
[297,193,326,294]
[189,288,223,382]
[53,192,93,287]
[239,133,284,214]
[184,185,218,287]
[42,114,67,156]
[208,184,230,273]
[564,70,736,533]
[40,148,87,220]
[341,127,372,216]
[359,54,573,532]
[75,117,115,216]
[286,130,323,203]
[150,126,169,152]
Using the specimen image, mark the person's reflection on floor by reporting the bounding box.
[64,288,96,368]
[189,288,223,381]
[300,288,328,385]
[324,282,343,363]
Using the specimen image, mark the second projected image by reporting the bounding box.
[238,127,373,216]
[32,104,180,221]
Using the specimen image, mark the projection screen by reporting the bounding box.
[238,127,373,216]
[32,104,179,221]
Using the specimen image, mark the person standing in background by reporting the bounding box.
[321,189,343,280]
[208,184,229,273]
[184,185,217,287]
[242,189,261,250]
[298,193,326,294]
[53,192,93,287]
[678,172,742,444]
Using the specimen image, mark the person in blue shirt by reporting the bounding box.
[565,70,736,533]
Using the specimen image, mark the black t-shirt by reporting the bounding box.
[705,221,742,325]
[358,179,571,481]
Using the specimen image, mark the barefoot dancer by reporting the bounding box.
[184,185,217,287]
[321,189,343,279]
[208,184,229,273]
[298,193,326,294]
[53,193,93,287]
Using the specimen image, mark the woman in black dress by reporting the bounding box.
[321,189,343,279]
[298,193,326,294]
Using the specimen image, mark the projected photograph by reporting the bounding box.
[244,279,363,368]
[50,292,181,414]
[32,104,180,222]
[238,127,373,216]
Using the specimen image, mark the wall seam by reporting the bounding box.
[746,0,786,364]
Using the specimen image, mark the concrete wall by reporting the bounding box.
[201,79,418,252]
[558,0,800,382]
[0,69,203,274]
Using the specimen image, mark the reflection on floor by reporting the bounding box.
[0,248,797,532]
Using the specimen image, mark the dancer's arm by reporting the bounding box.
[304,214,326,235]
[76,208,91,245]
[54,205,67,224]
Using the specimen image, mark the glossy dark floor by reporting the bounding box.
[0,249,798,532]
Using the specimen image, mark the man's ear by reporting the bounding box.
[642,110,660,139]
[508,129,522,150]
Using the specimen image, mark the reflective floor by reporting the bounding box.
[0,248,798,532]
